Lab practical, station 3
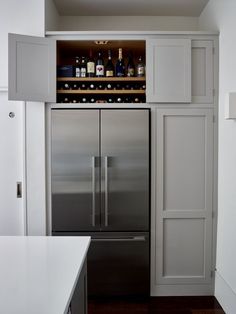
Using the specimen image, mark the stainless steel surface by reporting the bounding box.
[104,156,109,227]
[88,232,149,296]
[91,156,96,227]
[51,109,100,232]
[91,236,146,242]
[101,110,149,231]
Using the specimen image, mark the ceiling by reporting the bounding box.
[53,0,209,17]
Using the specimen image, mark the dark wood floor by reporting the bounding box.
[88,296,225,314]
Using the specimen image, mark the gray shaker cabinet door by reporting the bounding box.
[8,33,56,102]
[146,38,191,103]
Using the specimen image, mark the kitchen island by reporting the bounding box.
[0,236,90,314]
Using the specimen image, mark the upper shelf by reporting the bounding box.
[57,77,146,82]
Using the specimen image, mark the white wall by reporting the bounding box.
[57,16,198,31]
[199,1,236,313]
[0,0,46,235]
[0,0,45,89]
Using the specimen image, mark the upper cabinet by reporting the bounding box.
[8,33,56,102]
[146,38,191,103]
[191,40,214,104]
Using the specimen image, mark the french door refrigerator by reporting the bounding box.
[51,109,150,296]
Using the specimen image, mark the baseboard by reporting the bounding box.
[215,271,236,314]
[151,284,214,296]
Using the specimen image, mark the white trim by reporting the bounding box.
[46,31,219,36]
[215,271,236,314]
[151,283,214,296]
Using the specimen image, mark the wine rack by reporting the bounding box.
[57,77,146,104]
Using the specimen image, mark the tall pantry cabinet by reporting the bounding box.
[8,30,219,296]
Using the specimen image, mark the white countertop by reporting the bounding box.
[0,236,90,314]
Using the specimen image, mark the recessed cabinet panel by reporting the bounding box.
[192,41,213,103]
[155,108,213,285]
[163,115,206,211]
[146,38,191,103]
[163,218,205,277]
[8,33,56,102]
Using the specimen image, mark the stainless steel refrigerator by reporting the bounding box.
[51,109,150,296]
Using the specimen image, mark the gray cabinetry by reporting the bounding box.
[192,40,214,103]
[8,33,56,102]
[146,38,191,103]
[152,108,214,293]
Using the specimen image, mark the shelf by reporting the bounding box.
[57,90,145,95]
[57,77,146,82]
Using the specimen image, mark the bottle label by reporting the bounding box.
[127,68,135,77]
[81,67,86,77]
[96,65,104,76]
[106,70,114,77]
[75,67,81,77]
[137,66,145,76]
[87,62,95,74]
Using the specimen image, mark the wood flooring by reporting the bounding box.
[88,296,225,314]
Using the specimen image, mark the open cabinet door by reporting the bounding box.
[8,33,56,102]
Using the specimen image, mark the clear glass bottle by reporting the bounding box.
[75,56,81,78]
[80,56,87,78]
[136,56,145,77]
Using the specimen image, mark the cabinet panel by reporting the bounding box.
[8,33,56,102]
[146,38,191,103]
[155,108,213,285]
[192,40,213,103]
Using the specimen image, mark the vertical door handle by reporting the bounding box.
[92,156,96,227]
[104,156,109,227]
[17,182,22,198]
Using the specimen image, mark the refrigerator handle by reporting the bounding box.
[92,156,96,227]
[104,156,109,227]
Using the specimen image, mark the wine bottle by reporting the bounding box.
[106,83,113,90]
[64,83,70,90]
[116,97,123,103]
[90,97,96,103]
[81,97,87,103]
[136,56,145,77]
[80,83,87,90]
[127,52,135,77]
[105,50,115,77]
[107,97,114,103]
[80,56,87,77]
[97,83,104,90]
[89,83,96,90]
[116,48,125,77]
[72,83,78,90]
[87,49,95,77]
[96,51,104,77]
[75,56,81,78]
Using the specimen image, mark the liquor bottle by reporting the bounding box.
[89,83,96,90]
[105,50,115,77]
[107,97,114,103]
[96,51,104,77]
[80,83,87,90]
[136,56,145,77]
[106,83,113,90]
[116,97,123,103]
[75,56,81,78]
[116,48,125,77]
[64,83,70,90]
[87,49,95,77]
[80,56,87,78]
[127,52,135,77]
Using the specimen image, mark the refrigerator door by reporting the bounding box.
[51,109,100,232]
[87,232,150,296]
[101,109,149,231]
